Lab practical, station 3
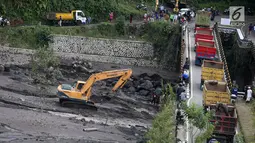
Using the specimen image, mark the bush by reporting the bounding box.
[143,22,182,71]
[31,47,60,73]
[0,26,52,49]
[146,83,176,143]
[97,22,116,36]
[35,28,53,48]
[115,15,125,35]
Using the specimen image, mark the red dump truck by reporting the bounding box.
[195,27,213,43]
[195,39,217,66]
[207,104,237,143]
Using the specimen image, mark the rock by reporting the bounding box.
[133,81,140,87]
[128,87,136,92]
[52,69,64,80]
[124,81,134,88]
[83,128,98,132]
[75,65,93,74]
[139,73,149,78]
[0,64,4,72]
[139,80,153,90]
[48,66,54,72]
[153,81,161,88]
[4,64,10,72]
[86,62,93,69]
[150,74,162,81]
[144,76,151,80]
[139,90,149,96]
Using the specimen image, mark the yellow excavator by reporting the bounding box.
[57,69,132,109]
[173,0,179,13]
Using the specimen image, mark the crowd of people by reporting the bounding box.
[141,9,194,25]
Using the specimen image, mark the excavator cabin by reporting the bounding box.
[57,69,133,108]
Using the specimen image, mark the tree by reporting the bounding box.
[146,83,176,143]
[183,103,215,143]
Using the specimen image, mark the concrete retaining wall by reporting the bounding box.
[0,35,159,68]
[51,35,154,59]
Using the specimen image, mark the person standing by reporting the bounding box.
[144,13,148,23]
[249,23,253,35]
[129,14,133,24]
[246,87,252,103]
[59,16,62,26]
[109,12,113,22]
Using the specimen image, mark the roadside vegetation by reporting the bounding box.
[0,0,154,23]
[0,21,181,71]
[188,0,254,12]
[146,83,176,143]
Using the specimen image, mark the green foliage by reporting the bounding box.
[2,0,146,23]
[146,83,176,143]
[235,133,246,143]
[97,22,116,36]
[31,47,60,73]
[0,26,52,49]
[183,103,215,143]
[143,22,181,71]
[115,15,125,35]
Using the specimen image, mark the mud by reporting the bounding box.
[0,61,178,143]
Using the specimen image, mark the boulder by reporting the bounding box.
[124,81,134,88]
[4,64,10,72]
[153,81,161,88]
[128,87,136,93]
[0,64,4,72]
[86,62,93,69]
[133,80,140,87]
[150,74,162,81]
[139,90,150,96]
[144,76,151,80]
[139,80,153,90]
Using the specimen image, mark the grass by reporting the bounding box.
[0,21,147,49]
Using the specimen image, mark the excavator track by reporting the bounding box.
[60,99,98,111]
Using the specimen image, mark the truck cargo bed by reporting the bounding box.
[203,81,231,106]
[201,60,224,81]
[208,104,237,136]
[197,39,215,48]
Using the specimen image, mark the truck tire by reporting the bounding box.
[76,21,82,26]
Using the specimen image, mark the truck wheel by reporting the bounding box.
[76,21,82,26]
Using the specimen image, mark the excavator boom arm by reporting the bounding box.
[80,69,132,99]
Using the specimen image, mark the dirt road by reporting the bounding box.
[0,61,177,143]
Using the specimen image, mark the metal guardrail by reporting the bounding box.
[214,23,232,89]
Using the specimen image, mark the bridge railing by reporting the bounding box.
[213,22,232,89]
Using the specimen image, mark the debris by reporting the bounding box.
[83,128,98,132]
[0,64,4,72]
[139,80,153,90]
[4,64,10,72]
[128,87,136,92]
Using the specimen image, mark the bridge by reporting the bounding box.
[176,19,255,143]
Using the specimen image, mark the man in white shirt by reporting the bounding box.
[246,87,252,103]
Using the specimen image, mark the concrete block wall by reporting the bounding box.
[50,35,158,68]
[0,35,159,68]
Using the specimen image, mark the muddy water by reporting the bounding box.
[0,68,160,142]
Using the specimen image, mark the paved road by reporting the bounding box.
[188,21,203,107]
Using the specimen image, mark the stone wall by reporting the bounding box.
[0,35,159,68]
[48,35,158,68]
[51,35,154,59]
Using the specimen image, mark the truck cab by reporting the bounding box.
[72,10,86,24]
